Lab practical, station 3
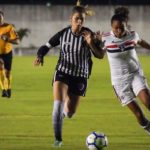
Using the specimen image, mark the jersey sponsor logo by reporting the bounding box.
[111,34,135,44]
[57,73,65,78]
[112,40,122,43]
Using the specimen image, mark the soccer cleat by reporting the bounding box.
[1,90,8,97]
[53,140,63,148]
[1,89,11,98]
[143,122,150,135]
[7,89,11,98]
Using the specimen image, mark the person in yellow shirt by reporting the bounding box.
[0,11,19,98]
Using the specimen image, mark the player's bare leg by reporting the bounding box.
[63,93,80,118]
[4,69,12,98]
[0,59,7,97]
[138,89,150,110]
[138,89,150,134]
[127,100,150,134]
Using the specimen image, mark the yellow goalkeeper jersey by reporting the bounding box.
[0,23,18,54]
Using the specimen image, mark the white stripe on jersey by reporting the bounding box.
[58,30,67,71]
[65,28,71,74]
[72,36,78,76]
[69,32,74,75]
[76,36,82,76]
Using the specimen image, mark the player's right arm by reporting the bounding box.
[34,28,66,66]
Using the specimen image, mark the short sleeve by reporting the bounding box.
[48,32,61,47]
[134,32,140,44]
[48,27,67,47]
[9,25,19,40]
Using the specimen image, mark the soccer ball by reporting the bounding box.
[86,132,108,150]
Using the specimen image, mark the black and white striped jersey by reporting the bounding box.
[48,26,93,78]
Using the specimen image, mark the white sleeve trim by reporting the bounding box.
[45,42,52,48]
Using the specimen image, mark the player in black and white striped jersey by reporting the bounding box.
[45,25,94,78]
[34,1,104,147]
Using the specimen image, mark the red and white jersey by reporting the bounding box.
[102,30,142,85]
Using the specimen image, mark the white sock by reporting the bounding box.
[52,100,64,141]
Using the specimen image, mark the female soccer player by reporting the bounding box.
[34,3,104,147]
[101,13,150,134]
[0,11,19,98]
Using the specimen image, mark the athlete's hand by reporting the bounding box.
[95,31,103,41]
[34,57,44,66]
[0,34,9,41]
[94,31,106,48]
[82,30,93,45]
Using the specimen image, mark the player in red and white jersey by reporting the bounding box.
[102,30,140,85]
[101,13,150,134]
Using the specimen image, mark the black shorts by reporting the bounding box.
[53,71,87,96]
[0,51,13,71]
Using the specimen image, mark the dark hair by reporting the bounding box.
[111,14,126,24]
[72,6,86,15]
[0,11,4,16]
[114,6,129,22]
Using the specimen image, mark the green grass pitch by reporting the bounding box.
[0,55,150,150]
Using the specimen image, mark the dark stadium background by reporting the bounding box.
[1,0,150,54]
[0,0,150,5]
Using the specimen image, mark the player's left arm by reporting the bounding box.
[134,31,150,50]
[82,30,105,59]
[34,29,63,66]
[137,39,150,50]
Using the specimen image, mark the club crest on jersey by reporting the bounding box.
[119,44,125,51]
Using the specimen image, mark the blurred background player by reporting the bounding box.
[101,12,150,134]
[34,0,104,147]
[0,11,19,98]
